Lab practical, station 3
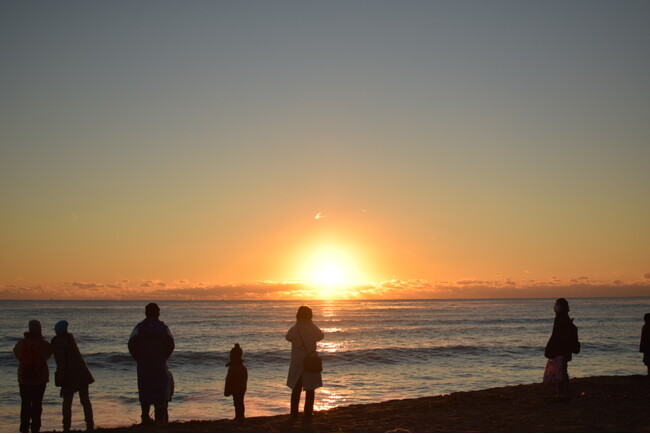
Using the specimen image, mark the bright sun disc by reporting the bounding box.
[316,263,345,286]
[297,245,364,292]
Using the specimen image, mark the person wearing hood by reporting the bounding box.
[128,303,175,424]
[51,320,95,432]
[13,320,53,433]
[544,298,580,400]
[285,306,324,419]
[224,343,248,422]
[639,313,650,375]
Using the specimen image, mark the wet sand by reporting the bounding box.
[97,375,650,432]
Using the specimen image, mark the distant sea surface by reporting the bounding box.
[1,298,648,432]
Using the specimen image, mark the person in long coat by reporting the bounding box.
[640,313,650,375]
[51,320,95,432]
[286,306,324,418]
[544,298,580,400]
[128,303,175,424]
[13,320,52,433]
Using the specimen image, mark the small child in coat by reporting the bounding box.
[640,314,650,375]
[224,343,248,422]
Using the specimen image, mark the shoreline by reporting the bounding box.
[94,375,650,432]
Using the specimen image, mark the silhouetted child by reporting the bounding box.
[224,343,247,422]
[640,314,650,375]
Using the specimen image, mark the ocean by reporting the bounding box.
[1,298,648,432]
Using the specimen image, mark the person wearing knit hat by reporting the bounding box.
[54,320,68,335]
[224,343,248,422]
[13,320,52,433]
[51,320,95,432]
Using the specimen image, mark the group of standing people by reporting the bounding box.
[13,298,650,431]
[12,302,323,431]
[13,319,94,433]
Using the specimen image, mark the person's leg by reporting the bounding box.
[31,384,46,433]
[304,390,315,417]
[140,402,152,423]
[19,384,31,433]
[558,359,570,398]
[78,385,94,431]
[154,402,168,423]
[233,394,245,421]
[290,376,303,417]
[61,389,74,431]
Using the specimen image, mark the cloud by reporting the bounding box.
[140,280,167,288]
[314,212,324,220]
[2,277,649,300]
[456,280,494,285]
[645,273,650,279]
[70,282,103,290]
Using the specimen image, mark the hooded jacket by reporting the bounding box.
[128,317,175,403]
[13,332,53,385]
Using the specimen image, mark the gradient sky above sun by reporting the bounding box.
[1,1,649,300]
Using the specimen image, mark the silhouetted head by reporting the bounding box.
[645,313,650,323]
[296,305,313,321]
[54,320,69,335]
[145,303,160,318]
[554,298,570,314]
[230,343,243,362]
[28,320,42,336]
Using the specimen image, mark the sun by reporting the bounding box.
[295,244,366,298]
[315,263,345,286]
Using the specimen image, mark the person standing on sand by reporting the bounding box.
[224,343,248,422]
[128,303,175,424]
[51,320,95,432]
[286,305,324,419]
[13,320,53,433]
[544,298,580,400]
[639,313,650,375]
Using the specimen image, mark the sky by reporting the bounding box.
[1,1,649,300]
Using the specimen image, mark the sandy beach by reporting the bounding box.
[94,375,650,432]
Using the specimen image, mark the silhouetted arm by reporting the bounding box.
[286,326,297,342]
[13,340,23,360]
[128,326,139,360]
[165,326,175,359]
[315,324,324,342]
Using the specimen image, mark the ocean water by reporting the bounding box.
[0,298,648,432]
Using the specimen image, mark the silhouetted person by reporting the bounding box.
[224,343,248,422]
[544,298,580,400]
[286,306,324,419]
[51,320,95,432]
[640,313,650,375]
[128,303,175,424]
[13,320,52,433]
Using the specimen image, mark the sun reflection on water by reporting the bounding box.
[314,388,347,412]
[318,341,343,353]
